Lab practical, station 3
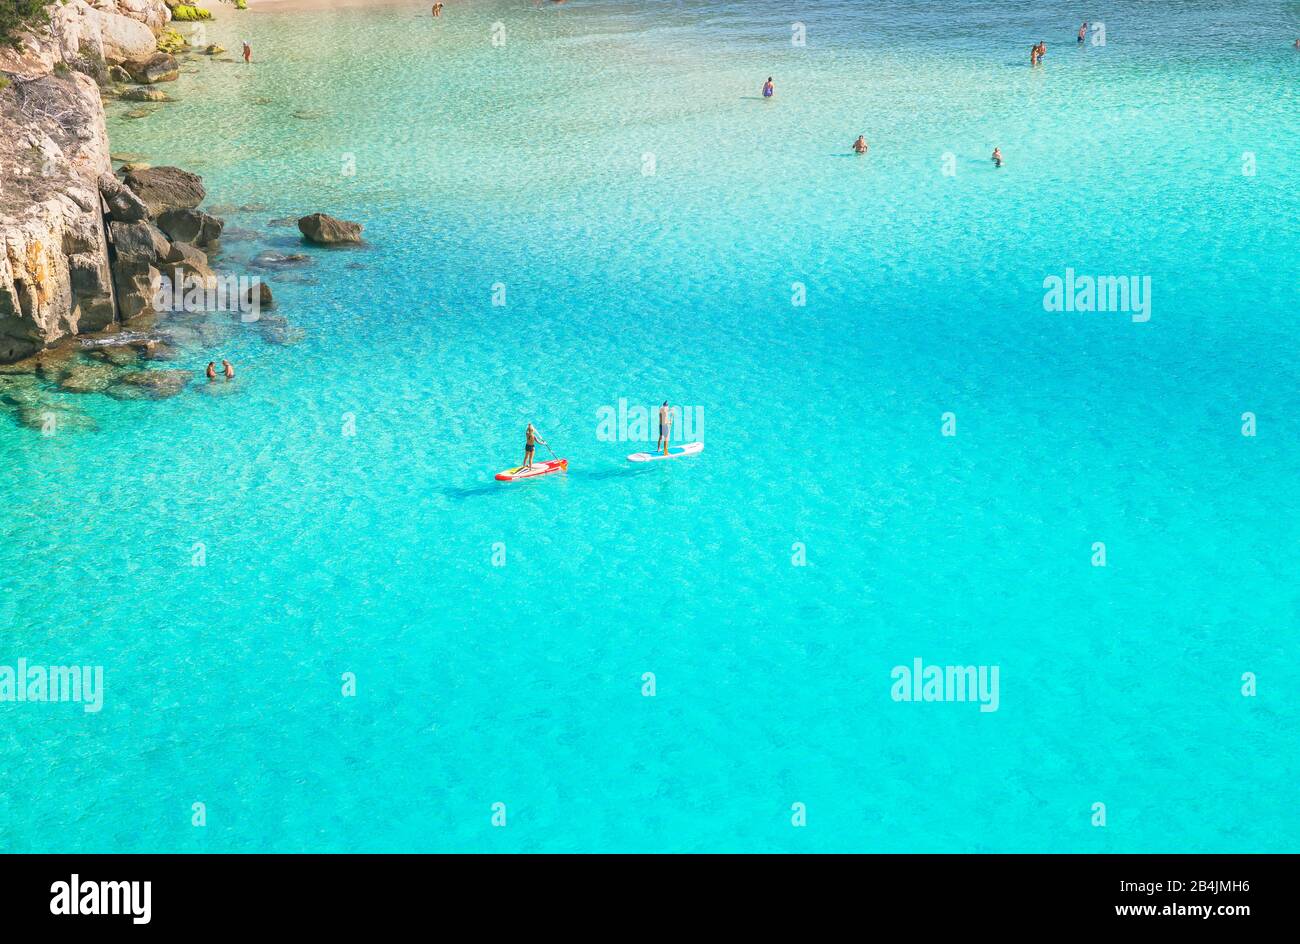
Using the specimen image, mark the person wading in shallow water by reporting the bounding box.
[992,147,1003,167]
[222,360,235,380]
[762,77,774,99]
[206,362,217,381]
[853,134,868,154]
[242,41,252,64]
[432,2,443,16]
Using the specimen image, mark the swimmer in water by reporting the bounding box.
[242,41,251,64]
[206,362,217,381]
[853,135,868,154]
[1078,22,1088,44]
[992,147,1003,168]
[222,359,234,380]
[762,77,774,98]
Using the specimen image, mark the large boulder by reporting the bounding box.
[98,173,149,222]
[123,52,179,85]
[158,241,217,295]
[164,240,209,269]
[298,213,363,245]
[156,208,223,247]
[122,166,205,216]
[109,221,171,265]
[98,11,157,65]
[120,86,173,103]
[107,223,166,323]
[246,280,274,310]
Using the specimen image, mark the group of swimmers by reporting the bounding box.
[205,360,235,381]
[518,402,676,471]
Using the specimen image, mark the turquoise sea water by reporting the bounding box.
[1,0,1297,852]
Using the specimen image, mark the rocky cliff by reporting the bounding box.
[0,0,173,363]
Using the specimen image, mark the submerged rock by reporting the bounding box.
[261,322,306,346]
[218,226,260,242]
[298,213,363,245]
[87,344,141,367]
[141,341,181,362]
[106,369,193,400]
[13,403,99,433]
[0,347,81,381]
[58,362,120,394]
[120,86,172,103]
[251,250,312,269]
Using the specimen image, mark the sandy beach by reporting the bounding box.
[247,0,418,12]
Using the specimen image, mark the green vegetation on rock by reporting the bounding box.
[0,0,47,49]
[170,5,213,21]
[157,28,189,54]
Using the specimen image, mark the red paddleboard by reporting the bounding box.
[495,458,568,481]
[628,442,704,462]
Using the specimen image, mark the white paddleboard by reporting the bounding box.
[628,442,704,463]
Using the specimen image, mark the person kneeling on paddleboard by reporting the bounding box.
[523,423,546,471]
[657,402,673,456]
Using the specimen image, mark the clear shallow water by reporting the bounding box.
[1,0,1297,851]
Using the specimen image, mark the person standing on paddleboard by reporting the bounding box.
[657,402,673,456]
[523,423,546,471]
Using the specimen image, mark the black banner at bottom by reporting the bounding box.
[0,853,1283,931]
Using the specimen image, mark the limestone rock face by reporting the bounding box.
[0,2,174,79]
[123,166,206,217]
[0,71,115,363]
[298,213,364,245]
